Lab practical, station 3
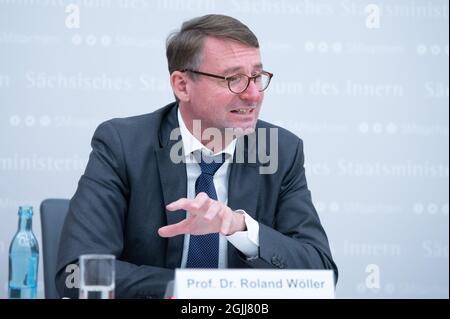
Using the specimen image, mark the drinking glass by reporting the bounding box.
[79,254,115,299]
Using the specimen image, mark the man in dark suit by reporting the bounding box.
[56,14,338,299]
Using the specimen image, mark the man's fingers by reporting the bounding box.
[158,219,192,238]
[166,198,201,213]
[166,198,191,211]
[204,201,221,221]
[166,193,212,214]
[194,192,212,212]
[220,208,233,236]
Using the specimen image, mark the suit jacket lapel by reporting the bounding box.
[227,133,261,266]
[155,103,187,269]
[227,132,260,219]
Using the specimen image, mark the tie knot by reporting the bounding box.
[196,153,226,176]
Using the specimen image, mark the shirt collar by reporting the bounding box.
[177,107,236,159]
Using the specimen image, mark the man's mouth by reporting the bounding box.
[230,108,255,115]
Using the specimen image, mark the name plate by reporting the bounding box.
[174,269,335,299]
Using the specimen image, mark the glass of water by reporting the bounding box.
[79,254,115,299]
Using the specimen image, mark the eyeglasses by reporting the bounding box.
[181,69,274,94]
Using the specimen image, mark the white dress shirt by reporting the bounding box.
[177,108,259,268]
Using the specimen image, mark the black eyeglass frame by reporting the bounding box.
[181,69,274,94]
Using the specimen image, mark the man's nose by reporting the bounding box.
[239,80,262,101]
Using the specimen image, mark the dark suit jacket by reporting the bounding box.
[56,102,338,299]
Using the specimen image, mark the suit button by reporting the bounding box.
[271,256,280,266]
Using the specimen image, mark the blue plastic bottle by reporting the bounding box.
[8,206,39,299]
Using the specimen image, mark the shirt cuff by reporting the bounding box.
[226,210,259,258]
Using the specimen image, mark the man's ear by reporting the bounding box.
[170,71,190,102]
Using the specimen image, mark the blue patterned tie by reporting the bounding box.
[186,153,226,268]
